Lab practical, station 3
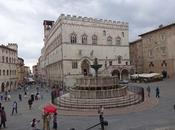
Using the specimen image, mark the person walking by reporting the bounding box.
[31,118,40,130]
[12,101,18,115]
[98,105,104,115]
[19,93,22,101]
[53,112,58,130]
[147,86,151,97]
[156,87,160,98]
[28,98,33,110]
[0,107,7,128]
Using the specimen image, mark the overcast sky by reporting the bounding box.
[0,0,175,68]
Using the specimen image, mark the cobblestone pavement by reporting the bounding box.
[57,78,175,130]
[1,85,51,130]
[2,78,175,130]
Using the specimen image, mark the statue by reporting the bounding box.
[90,58,102,77]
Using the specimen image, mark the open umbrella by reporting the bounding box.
[43,104,57,113]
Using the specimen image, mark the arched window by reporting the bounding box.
[116,36,121,45]
[70,33,77,44]
[92,34,97,44]
[107,36,112,45]
[82,34,88,44]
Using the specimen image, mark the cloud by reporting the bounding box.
[0,0,175,68]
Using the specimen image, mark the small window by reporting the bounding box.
[70,33,77,44]
[122,32,124,37]
[82,34,88,44]
[0,70,1,76]
[6,57,8,63]
[72,61,78,69]
[7,70,9,76]
[116,36,121,45]
[2,56,4,63]
[126,62,128,65]
[109,61,112,66]
[161,60,167,67]
[107,36,112,45]
[149,62,154,67]
[3,70,5,75]
[92,34,97,44]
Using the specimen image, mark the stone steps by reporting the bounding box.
[56,94,143,110]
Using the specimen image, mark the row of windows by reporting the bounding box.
[72,58,126,69]
[0,70,16,76]
[149,60,167,67]
[1,56,16,63]
[70,33,122,45]
[1,49,16,56]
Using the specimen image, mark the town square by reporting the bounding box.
[1,0,175,130]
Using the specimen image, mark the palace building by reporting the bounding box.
[39,14,133,87]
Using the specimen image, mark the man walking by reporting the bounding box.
[53,112,58,130]
[28,98,33,110]
[0,107,7,128]
[156,87,160,98]
[19,93,22,101]
[12,101,18,115]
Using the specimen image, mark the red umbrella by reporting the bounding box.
[43,104,57,113]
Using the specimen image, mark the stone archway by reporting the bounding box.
[81,59,90,76]
[111,69,120,79]
[6,82,9,91]
[1,83,5,92]
[121,69,129,80]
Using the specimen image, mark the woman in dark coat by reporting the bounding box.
[0,107,7,128]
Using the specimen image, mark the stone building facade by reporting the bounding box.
[40,14,133,87]
[0,43,18,92]
[17,57,25,85]
[130,23,175,78]
[129,39,143,74]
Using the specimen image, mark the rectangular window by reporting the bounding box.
[6,57,8,63]
[72,61,78,69]
[3,70,5,75]
[2,56,4,63]
[0,70,1,76]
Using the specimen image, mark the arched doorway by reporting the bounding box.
[1,83,5,92]
[81,59,90,76]
[6,82,9,91]
[121,69,129,80]
[111,69,120,79]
